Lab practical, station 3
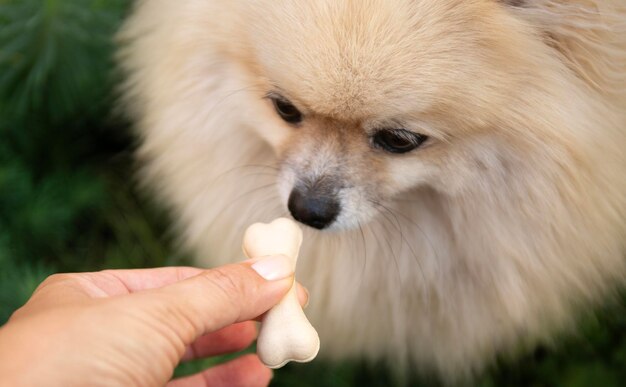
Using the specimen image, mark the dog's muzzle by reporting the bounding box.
[288,183,340,230]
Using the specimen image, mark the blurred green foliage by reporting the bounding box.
[0,0,175,321]
[0,1,625,385]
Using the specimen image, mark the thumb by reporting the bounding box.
[137,255,294,341]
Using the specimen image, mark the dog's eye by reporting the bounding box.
[372,129,428,154]
[271,97,303,124]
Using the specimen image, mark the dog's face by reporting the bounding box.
[228,0,548,230]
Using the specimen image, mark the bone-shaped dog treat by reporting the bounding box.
[242,218,320,368]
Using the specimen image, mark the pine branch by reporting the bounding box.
[0,0,127,124]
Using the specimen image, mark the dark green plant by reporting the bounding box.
[0,0,126,123]
[0,0,174,323]
[0,1,624,386]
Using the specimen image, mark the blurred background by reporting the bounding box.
[1,1,625,385]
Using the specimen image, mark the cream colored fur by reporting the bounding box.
[118,0,626,379]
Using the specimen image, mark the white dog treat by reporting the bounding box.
[242,218,320,368]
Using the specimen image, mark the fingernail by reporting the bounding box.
[250,255,293,281]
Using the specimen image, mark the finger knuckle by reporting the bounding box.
[39,273,78,288]
[204,267,247,299]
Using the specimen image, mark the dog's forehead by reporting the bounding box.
[245,0,490,120]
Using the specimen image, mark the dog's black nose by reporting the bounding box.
[288,186,340,229]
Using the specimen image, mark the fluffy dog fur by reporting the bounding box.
[118,0,626,379]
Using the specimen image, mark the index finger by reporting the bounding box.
[97,267,206,294]
[57,267,207,297]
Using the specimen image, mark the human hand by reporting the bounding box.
[0,256,308,387]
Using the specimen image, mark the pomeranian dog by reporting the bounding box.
[118,0,626,380]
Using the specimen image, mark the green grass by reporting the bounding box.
[1,1,625,385]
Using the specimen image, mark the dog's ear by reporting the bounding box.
[514,0,625,95]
